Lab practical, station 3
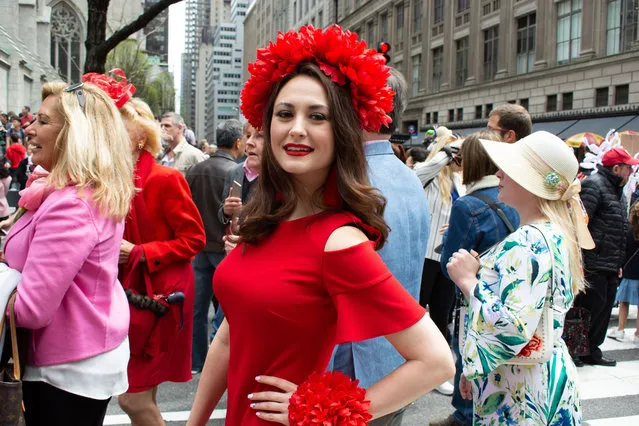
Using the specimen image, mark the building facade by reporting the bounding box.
[144,0,170,63]
[204,0,249,142]
[0,0,144,113]
[243,0,334,82]
[336,0,639,138]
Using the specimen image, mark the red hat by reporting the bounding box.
[601,147,639,167]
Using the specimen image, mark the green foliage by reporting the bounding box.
[146,71,175,117]
[106,39,151,97]
[104,39,175,117]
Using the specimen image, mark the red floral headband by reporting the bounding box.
[240,25,394,132]
[81,68,136,109]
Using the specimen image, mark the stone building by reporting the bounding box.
[243,0,334,82]
[336,0,639,139]
[0,0,144,113]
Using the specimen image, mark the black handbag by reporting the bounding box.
[562,306,591,358]
[0,292,25,425]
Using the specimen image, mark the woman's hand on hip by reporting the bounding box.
[446,249,480,298]
[248,375,297,425]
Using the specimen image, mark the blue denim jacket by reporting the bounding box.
[440,186,520,278]
[330,141,431,389]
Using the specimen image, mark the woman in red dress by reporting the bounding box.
[188,26,455,426]
[83,71,206,425]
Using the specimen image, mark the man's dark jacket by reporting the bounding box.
[186,150,237,252]
[581,164,628,274]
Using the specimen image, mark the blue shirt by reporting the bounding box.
[330,140,431,388]
[440,185,520,278]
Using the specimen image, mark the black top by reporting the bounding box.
[622,228,639,279]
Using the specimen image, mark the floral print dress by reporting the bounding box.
[461,223,581,425]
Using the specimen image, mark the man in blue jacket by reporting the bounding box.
[330,68,431,425]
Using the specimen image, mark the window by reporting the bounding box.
[596,87,609,107]
[615,84,629,104]
[434,0,444,24]
[50,3,82,83]
[562,92,573,110]
[517,14,536,74]
[557,0,582,63]
[413,0,422,33]
[396,4,404,42]
[456,37,469,87]
[484,103,493,118]
[426,112,431,124]
[449,109,455,122]
[457,0,470,12]
[432,47,443,92]
[547,94,558,112]
[520,98,529,110]
[380,14,389,41]
[475,105,483,119]
[411,54,421,96]
[433,111,439,123]
[607,0,639,55]
[483,26,499,81]
[456,107,464,121]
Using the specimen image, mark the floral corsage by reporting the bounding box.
[288,371,372,426]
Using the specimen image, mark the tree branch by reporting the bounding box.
[101,0,183,54]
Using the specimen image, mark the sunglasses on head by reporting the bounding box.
[64,82,86,112]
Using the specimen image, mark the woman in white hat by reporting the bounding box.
[447,130,594,425]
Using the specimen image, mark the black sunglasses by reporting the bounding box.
[64,82,86,112]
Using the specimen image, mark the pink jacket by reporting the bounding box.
[4,186,130,366]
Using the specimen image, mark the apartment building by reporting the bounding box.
[337,0,639,138]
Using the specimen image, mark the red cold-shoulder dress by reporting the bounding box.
[214,211,426,425]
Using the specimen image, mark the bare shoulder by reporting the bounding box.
[324,226,369,252]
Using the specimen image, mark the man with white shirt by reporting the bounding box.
[160,112,206,176]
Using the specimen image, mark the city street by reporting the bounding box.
[104,307,639,425]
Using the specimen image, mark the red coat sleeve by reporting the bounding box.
[141,168,206,273]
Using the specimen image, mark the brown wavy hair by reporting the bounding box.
[240,62,389,249]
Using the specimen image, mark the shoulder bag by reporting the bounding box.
[0,291,25,425]
[458,224,555,365]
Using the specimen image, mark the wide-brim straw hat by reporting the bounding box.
[480,131,577,200]
[480,130,595,249]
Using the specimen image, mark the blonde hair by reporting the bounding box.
[538,198,586,295]
[42,82,135,221]
[425,126,456,204]
[119,98,162,157]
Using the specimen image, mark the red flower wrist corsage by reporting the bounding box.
[288,371,372,426]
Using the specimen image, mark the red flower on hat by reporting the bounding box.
[82,68,136,109]
[288,371,372,426]
[241,25,394,132]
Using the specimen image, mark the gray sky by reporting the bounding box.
[168,1,185,113]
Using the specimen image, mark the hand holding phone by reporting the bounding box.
[223,180,243,218]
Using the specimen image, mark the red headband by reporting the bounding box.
[81,68,136,109]
[240,25,394,132]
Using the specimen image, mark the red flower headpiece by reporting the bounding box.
[81,68,136,109]
[288,371,372,426]
[241,25,394,132]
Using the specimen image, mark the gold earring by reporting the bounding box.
[137,142,144,151]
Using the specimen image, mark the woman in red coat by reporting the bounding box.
[83,71,206,425]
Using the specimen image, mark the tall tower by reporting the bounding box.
[181,0,212,128]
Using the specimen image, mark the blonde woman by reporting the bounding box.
[82,71,206,425]
[447,131,594,424]
[414,127,464,348]
[3,81,134,425]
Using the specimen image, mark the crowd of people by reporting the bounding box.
[1,24,637,426]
